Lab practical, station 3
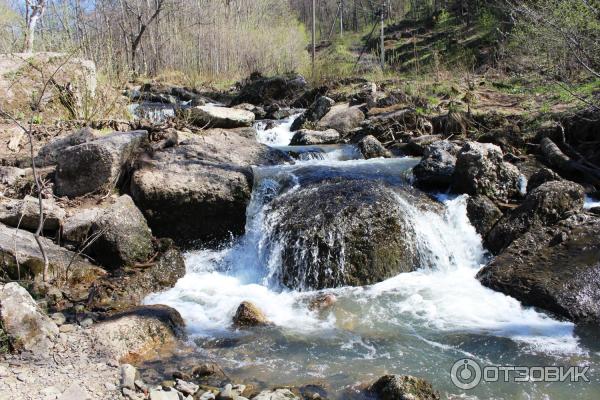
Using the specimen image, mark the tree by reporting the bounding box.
[24,0,46,52]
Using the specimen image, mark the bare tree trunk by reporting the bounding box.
[24,0,47,53]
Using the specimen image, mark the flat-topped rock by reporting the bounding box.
[186,105,255,129]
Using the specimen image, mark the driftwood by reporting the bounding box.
[540,137,600,188]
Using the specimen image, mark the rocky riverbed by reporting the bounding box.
[1,66,600,399]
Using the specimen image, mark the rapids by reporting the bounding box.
[145,116,600,399]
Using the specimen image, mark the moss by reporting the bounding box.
[0,320,12,354]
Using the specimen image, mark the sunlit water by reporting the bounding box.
[146,116,600,399]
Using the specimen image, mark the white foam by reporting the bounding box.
[584,195,600,209]
[254,113,303,146]
[147,193,581,356]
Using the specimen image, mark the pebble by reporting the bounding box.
[59,324,76,333]
[175,379,199,396]
[80,317,94,328]
[149,388,180,400]
[51,312,67,326]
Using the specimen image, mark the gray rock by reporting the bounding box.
[413,141,460,190]
[290,129,340,145]
[176,379,199,396]
[478,213,600,323]
[199,392,217,400]
[91,305,185,361]
[80,317,93,328]
[58,384,90,400]
[466,195,503,238]
[317,103,365,134]
[0,166,27,186]
[55,130,149,198]
[290,96,335,130]
[50,312,67,326]
[526,167,562,193]
[121,364,137,390]
[232,301,270,328]
[0,282,59,354]
[186,106,255,129]
[59,323,76,333]
[62,207,102,244]
[0,222,105,282]
[149,388,179,400]
[0,195,66,232]
[123,387,145,400]
[89,195,153,269]
[251,389,299,400]
[131,128,289,243]
[35,127,100,167]
[452,141,521,202]
[485,180,584,254]
[368,375,439,400]
[232,73,307,106]
[357,135,392,159]
[269,179,439,290]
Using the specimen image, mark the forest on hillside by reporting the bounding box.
[0,0,598,93]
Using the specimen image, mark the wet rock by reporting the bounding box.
[368,375,439,400]
[55,130,149,198]
[526,167,562,193]
[87,239,185,311]
[478,213,600,323]
[0,195,66,232]
[232,73,307,106]
[451,142,521,202]
[192,363,229,388]
[403,135,444,156]
[0,222,105,282]
[466,195,503,238]
[308,293,337,311]
[290,96,335,131]
[92,305,185,362]
[186,106,255,129]
[357,135,392,159]
[317,104,365,135]
[35,127,100,167]
[413,141,460,191]
[270,179,436,290]
[89,195,153,269]
[485,180,584,254]
[290,129,340,145]
[233,301,270,328]
[131,128,290,243]
[0,282,59,354]
[252,389,299,400]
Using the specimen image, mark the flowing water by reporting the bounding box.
[146,116,600,399]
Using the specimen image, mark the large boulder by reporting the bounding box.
[290,129,340,145]
[478,213,600,323]
[368,375,439,400]
[232,73,307,106]
[413,141,460,190]
[131,128,290,243]
[0,195,66,232]
[0,53,96,120]
[88,239,185,312]
[485,180,584,254]
[35,127,100,167]
[526,167,562,193]
[92,305,185,362]
[185,106,255,129]
[89,195,153,269]
[357,135,392,159]
[317,103,365,135]
[55,131,149,198]
[0,282,59,354]
[290,95,335,131]
[451,142,521,202]
[466,195,503,238]
[268,179,437,290]
[0,222,105,282]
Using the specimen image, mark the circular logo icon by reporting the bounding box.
[450,358,482,390]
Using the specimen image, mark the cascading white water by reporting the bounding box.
[145,116,598,399]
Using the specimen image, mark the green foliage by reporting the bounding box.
[0,321,11,354]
